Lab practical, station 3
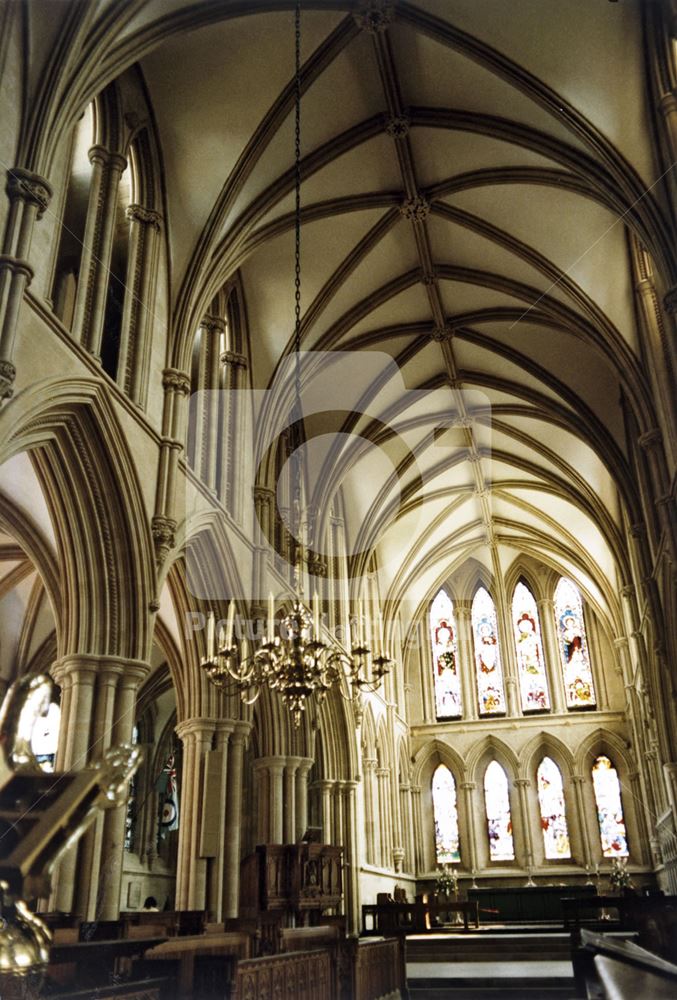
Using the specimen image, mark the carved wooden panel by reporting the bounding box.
[232,949,332,1000]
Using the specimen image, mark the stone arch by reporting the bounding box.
[0,378,154,661]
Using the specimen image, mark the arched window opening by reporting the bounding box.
[30,700,61,773]
[430,589,462,719]
[592,755,628,857]
[52,103,95,326]
[472,587,505,715]
[484,760,514,860]
[537,756,571,859]
[513,581,550,712]
[101,163,131,380]
[432,764,460,863]
[554,578,596,708]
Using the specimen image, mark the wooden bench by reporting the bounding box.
[143,931,249,998]
[578,928,677,999]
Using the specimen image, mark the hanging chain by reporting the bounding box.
[292,0,304,598]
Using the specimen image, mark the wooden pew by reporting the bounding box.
[578,928,677,999]
[143,931,250,998]
[46,936,168,997]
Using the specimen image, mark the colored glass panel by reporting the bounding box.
[484,760,514,860]
[592,755,628,857]
[430,589,462,719]
[432,764,461,863]
[30,701,60,773]
[537,756,571,859]
[555,578,596,708]
[513,581,550,712]
[472,587,506,715]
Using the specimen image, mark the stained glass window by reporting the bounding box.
[432,764,460,863]
[472,587,506,715]
[554,578,596,708]
[512,581,550,712]
[592,755,628,857]
[537,756,571,859]
[430,589,462,719]
[484,760,514,860]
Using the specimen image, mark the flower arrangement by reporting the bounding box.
[435,863,458,896]
[609,857,632,890]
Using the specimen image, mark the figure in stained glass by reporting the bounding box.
[592,755,628,857]
[472,587,506,715]
[513,581,550,712]
[484,760,514,860]
[432,764,460,863]
[537,756,571,859]
[554,578,596,708]
[430,590,462,719]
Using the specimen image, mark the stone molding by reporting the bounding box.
[6,167,53,218]
[353,0,394,34]
[162,367,191,395]
[399,194,430,221]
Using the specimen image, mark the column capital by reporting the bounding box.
[536,597,554,610]
[220,350,247,368]
[254,755,286,775]
[162,367,191,395]
[571,774,586,785]
[459,781,476,791]
[621,584,635,599]
[514,778,531,788]
[0,358,16,400]
[6,167,53,218]
[376,766,390,778]
[125,203,162,230]
[200,314,226,336]
[175,716,217,740]
[87,145,127,173]
[613,637,629,650]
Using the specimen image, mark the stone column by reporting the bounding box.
[0,167,52,401]
[193,315,224,489]
[537,598,566,713]
[411,783,424,874]
[295,758,313,840]
[50,657,97,912]
[514,778,534,870]
[117,204,162,405]
[333,781,344,848]
[151,369,191,568]
[175,718,216,911]
[98,663,149,920]
[362,759,377,864]
[572,774,594,869]
[74,661,121,918]
[268,758,285,844]
[460,781,478,875]
[376,768,392,868]
[207,722,233,920]
[638,428,671,544]
[223,722,250,917]
[219,350,248,515]
[284,757,300,844]
[455,603,477,720]
[72,146,127,358]
[341,781,360,934]
[319,779,334,845]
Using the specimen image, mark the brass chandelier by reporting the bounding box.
[201,1,393,726]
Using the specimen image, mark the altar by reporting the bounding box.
[467,884,597,923]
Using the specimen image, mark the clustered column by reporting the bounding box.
[192,315,224,490]
[0,167,52,401]
[118,204,162,405]
[152,368,191,567]
[71,145,127,359]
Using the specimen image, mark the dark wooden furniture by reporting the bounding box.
[240,843,342,926]
[120,909,206,938]
[143,931,249,998]
[361,896,479,934]
[576,928,677,999]
[46,936,168,997]
[468,883,597,922]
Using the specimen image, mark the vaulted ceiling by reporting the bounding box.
[20,0,673,635]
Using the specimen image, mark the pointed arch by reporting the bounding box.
[591,754,629,858]
[432,763,460,864]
